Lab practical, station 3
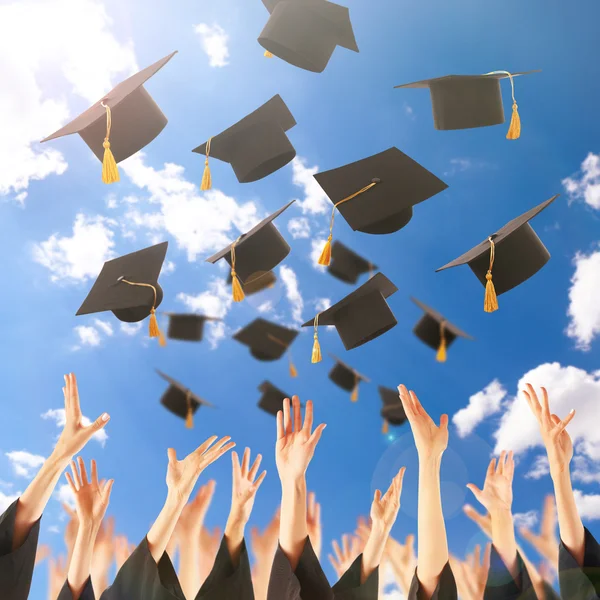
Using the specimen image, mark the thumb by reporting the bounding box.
[373,489,382,503]
[167,448,177,464]
[439,414,449,429]
[102,480,115,504]
[89,413,110,432]
[466,483,483,503]
[308,423,327,448]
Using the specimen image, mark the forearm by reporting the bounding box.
[361,524,388,584]
[552,468,585,565]
[416,456,448,596]
[67,523,99,600]
[252,566,270,600]
[225,513,247,568]
[279,476,308,570]
[178,533,202,600]
[147,491,187,564]
[91,571,109,597]
[490,508,518,578]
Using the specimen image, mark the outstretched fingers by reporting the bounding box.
[283,398,292,436]
[248,453,263,481]
[553,410,576,436]
[302,400,314,436]
[292,396,302,433]
[308,422,327,449]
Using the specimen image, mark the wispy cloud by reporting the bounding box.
[42,408,108,447]
[5,451,46,478]
[291,157,330,215]
[452,380,507,438]
[562,152,600,210]
[443,158,493,177]
[287,217,311,239]
[280,266,304,326]
[194,23,230,68]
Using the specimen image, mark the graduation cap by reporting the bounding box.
[41,51,177,184]
[156,370,214,429]
[302,273,398,361]
[234,318,299,376]
[411,298,473,362]
[327,241,376,284]
[436,195,559,312]
[227,270,277,296]
[394,70,540,136]
[163,313,220,342]
[313,148,447,264]
[76,242,168,344]
[328,354,369,402]
[258,0,359,73]
[206,201,295,302]
[379,386,407,434]
[192,95,296,188]
[257,381,292,416]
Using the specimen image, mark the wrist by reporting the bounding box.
[166,488,190,511]
[418,454,442,473]
[47,449,71,472]
[551,464,571,482]
[227,506,248,531]
[369,521,391,540]
[280,475,307,492]
[490,506,513,520]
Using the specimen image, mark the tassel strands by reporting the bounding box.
[267,334,299,378]
[201,137,212,191]
[436,320,447,363]
[230,237,245,303]
[119,279,166,345]
[382,419,389,434]
[264,50,274,58]
[289,356,298,378]
[484,237,499,313]
[100,102,120,184]
[185,391,194,429]
[311,314,322,364]
[484,71,521,140]
[350,375,359,403]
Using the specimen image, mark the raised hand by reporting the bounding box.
[518,494,559,571]
[114,535,136,571]
[176,480,217,539]
[307,492,322,560]
[328,534,362,579]
[463,504,492,538]
[467,451,515,514]
[229,448,267,526]
[35,544,50,566]
[62,503,79,566]
[449,543,491,600]
[386,533,416,596]
[92,516,116,595]
[370,467,406,534]
[49,555,68,600]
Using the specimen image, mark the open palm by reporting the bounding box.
[65,457,113,526]
[230,447,267,523]
[177,480,216,537]
[467,451,514,514]
[370,467,406,532]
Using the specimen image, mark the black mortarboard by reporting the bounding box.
[257,381,291,416]
[156,370,214,429]
[328,354,369,402]
[41,52,177,184]
[227,270,277,296]
[379,386,408,433]
[312,148,447,264]
[411,297,473,362]
[206,201,295,302]
[327,241,377,284]
[164,313,220,342]
[436,195,559,312]
[258,0,359,73]
[193,95,296,188]
[76,242,168,344]
[302,273,398,359]
[394,70,540,136]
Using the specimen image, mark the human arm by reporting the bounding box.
[328,535,362,580]
[249,508,280,600]
[90,516,114,596]
[306,492,322,561]
[385,533,416,596]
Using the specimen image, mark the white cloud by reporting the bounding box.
[562,152,600,210]
[314,298,331,312]
[93,319,113,337]
[291,157,330,215]
[161,260,176,276]
[194,23,230,68]
[287,217,311,239]
[0,491,22,514]
[32,214,117,283]
[525,455,550,480]
[566,248,600,351]
[573,490,600,521]
[5,451,46,478]
[54,483,76,510]
[310,238,328,270]
[280,266,304,326]
[513,510,539,529]
[41,408,108,447]
[257,300,275,313]
[47,525,60,534]
[572,455,600,485]
[452,380,507,438]
[120,322,143,336]
[73,325,102,349]
[403,103,415,120]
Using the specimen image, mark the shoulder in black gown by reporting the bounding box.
[559,528,600,600]
[484,546,536,600]
[407,562,457,600]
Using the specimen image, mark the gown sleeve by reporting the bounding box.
[267,537,332,600]
[197,536,254,600]
[483,546,534,600]
[57,577,96,600]
[558,528,600,600]
[407,562,457,600]
[332,554,379,600]
[0,498,41,600]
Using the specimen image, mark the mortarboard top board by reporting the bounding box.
[257,380,292,416]
[234,318,299,361]
[378,386,408,427]
[163,313,221,342]
[328,353,369,402]
[76,242,168,343]
[327,241,377,285]
[206,201,295,301]
[227,270,277,296]
[193,95,296,187]
[436,195,559,312]
[302,273,398,355]
[156,369,214,428]
[258,0,358,73]
[394,70,540,135]
[41,52,177,183]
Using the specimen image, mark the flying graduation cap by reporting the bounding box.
[257,381,292,416]
[234,318,299,377]
[313,148,447,265]
[394,70,540,137]
[258,0,358,73]
[411,297,473,362]
[436,195,559,312]
[163,313,221,342]
[303,273,398,362]
[379,386,407,434]
[156,370,214,429]
[41,52,177,184]
[205,201,295,302]
[76,242,168,344]
[227,270,277,296]
[192,95,296,188]
[327,241,377,284]
[328,354,369,402]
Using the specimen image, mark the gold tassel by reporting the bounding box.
[382,419,389,434]
[185,392,193,429]
[506,102,521,140]
[264,50,274,58]
[119,280,165,345]
[350,382,359,402]
[101,102,120,184]
[201,137,212,191]
[318,235,332,266]
[289,361,298,378]
[311,314,322,364]
[230,237,245,302]
[484,237,499,313]
[436,321,447,362]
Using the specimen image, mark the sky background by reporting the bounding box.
[1,0,600,598]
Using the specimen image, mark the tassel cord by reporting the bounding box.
[119,279,166,344]
[100,102,120,184]
[311,314,322,363]
[484,237,499,313]
[230,236,245,302]
[484,70,521,139]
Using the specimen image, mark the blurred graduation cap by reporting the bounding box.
[327,241,376,284]
[302,273,398,360]
[76,242,168,344]
[192,95,296,188]
[206,201,295,302]
[258,0,358,73]
[257,380,291,416]
[394,70,540,137]
[163,313,221,342]
[41,51,177,184]
[227,270,277,296]
[328,354,370,402]
[379,386,407,434]
[156,370,214,429]
[234,318,299,376]
[313,148,447,264]
[411,297,473,362]
[436,195,559,312]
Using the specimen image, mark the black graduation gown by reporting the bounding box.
[484,546,536,600]
[57,577,96,600]
[266,536,379,600]
[407,562,457,600]
[0,499,41,600]
[543,581,562,600]
[559,528,600,600]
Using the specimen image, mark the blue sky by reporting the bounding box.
[1,0,600,598]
